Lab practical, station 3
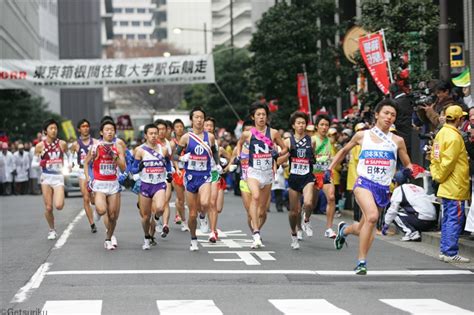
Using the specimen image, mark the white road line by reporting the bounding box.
[54,209,85,249]
[380,299,474,314]
[11,262,51,303]
[42,300,102,315]
[269,299,350,315]
[45,269,473,276]
[156,300,223,315]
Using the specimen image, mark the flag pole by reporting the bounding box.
[302,63,313,124]
[380,29,394,83]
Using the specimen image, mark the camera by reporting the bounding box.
[418,132,435,140]
[410,81,436,109]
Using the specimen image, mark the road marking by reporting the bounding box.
[196,229,247,237]
[269,299,350,314]
[156,300,222,314]
[54,209,85,250]
[46,269,473,276]
[11,262,51,303]
[380,299,474,314]
[42,300,102,315]
[199,238,253,248]
[208,251,276,265]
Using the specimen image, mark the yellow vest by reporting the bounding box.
[346,145,361,190]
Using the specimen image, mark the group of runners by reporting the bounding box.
[35,99,412,275]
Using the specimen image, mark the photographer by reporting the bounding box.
[429,105,470,263]
[390,83,413,156]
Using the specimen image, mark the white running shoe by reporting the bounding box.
[199,216,209,233]
[290,236,300,250]
[443,255,470,263]
[181,222,190,232]
[47,229,57,240]
[251,233,263,249]
[111,235,118,248]
[439,253,446,261]
[142,238,151,250]
[302,221,313,237]
[297,230,303,241]
[189,239,199,251]
[324,228,337,239]
[401,231,421,242]
[104,240,115,250]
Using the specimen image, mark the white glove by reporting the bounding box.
[179,152,191,163]
[216,165,223,175]
[228,164,237,172]
[132,173,140,181]
[219,157,228,167]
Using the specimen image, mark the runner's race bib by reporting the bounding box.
[188,154,208,171]
[290,158,310,175]
[99,162,116,176]
[46,158,63,172]
[144,166,165,184]
[252,153,272,171]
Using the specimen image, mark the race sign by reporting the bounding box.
[0,54,215,89]
[358,32,390,95]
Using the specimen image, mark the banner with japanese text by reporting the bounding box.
[0,54,215,89]
[358,33,390,95]
[297,73,310,114]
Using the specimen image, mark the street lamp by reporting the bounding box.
[172,23,211,54]
[163,52,171,58]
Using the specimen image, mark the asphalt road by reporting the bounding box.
[1,191,473,314]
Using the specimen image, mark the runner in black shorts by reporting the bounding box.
[278,112,316,249]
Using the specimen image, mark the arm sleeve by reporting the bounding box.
[212,144,219,165]
[173,145,184,161]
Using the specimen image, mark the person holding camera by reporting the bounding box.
[390,83,414,156]
[429,105,470,263]
[382,170,437,242]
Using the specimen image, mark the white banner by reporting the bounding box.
[0,54,215,89]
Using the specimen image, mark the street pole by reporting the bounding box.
[204,22,208,54]
[438,0,450,80]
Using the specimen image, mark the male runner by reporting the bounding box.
[32,119,68,240]
[330,99,412,274]
[171,119,189,231]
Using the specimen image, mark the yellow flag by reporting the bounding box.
[124,130,134,143]
[61,120,77,140]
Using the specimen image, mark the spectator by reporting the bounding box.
[28,141,41,195]
[462,86,472,108]
[429,105,470,263]
[13,143,30,195]
[0,142,14,195]
[305,124,315,137]
[382,170,437,242]
[390,83,414,156]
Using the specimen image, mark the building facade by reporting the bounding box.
[112,0,157,41]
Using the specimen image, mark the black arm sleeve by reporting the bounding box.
[173,145,184,161]
[211,144,219,165]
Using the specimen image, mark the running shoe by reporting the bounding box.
[324,228,337,239]
[334,221,347,250]
[290,235,300,250]
[181,222,190,232]
[111,235,118,248]
[443,255,470,263]
[302,221,313,237]
[438,253,446,261]
[142,238,151,250]
[190,239,199,251]
[335,210,342,218]
[161,225,169,238]
[47,229,57,240]
[199,216,209,233]
[401,231,421,242]
[251,233,263,249]
[174,214,182,225]
[150,236,157,246]
[90,223,97,234]
[208,231,217,244]
[104,240,115,250]
[354,262,367,275]
[297,230,303,241]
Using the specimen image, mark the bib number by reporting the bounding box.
[252,153,272,171]
[187,155,208,171]
[291,158,310,175]
[99,162,115,176]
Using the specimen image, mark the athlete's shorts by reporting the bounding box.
[184,173,211,193]
[353,176,390,208]
[239,180,250,194]
[218,176,227,190]
[211,170,220,183]
[313,172,331,190]
[172,169,185,187]
[247,167,273,188]
[91,180,120,196]
[140,181,167,198]
[40,173,64,187]
[288,173,314,194]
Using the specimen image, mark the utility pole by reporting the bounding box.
[438,0,450,80]
[203,22,208,54]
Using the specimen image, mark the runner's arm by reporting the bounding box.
[83,150,92,181]
[273,130,288,156]
[328,131,363,171]
[173,134,188,161]
[276,138,290,166]
[235,131,250,158]
[395,136,413,170]
[115,145,126,171]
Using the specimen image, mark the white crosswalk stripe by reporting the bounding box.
[156,300,223,314]
[42,300,102,315]
[269,299,350,314]
[380,299,474,314]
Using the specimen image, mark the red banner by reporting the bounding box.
[359,33,390,95]
[297,73,310,114]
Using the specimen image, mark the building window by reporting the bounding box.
[156,28,168,40]
[131,21,140,26]
[138,34,147,40]
[113,21,118,26]
[149,8,154,13]
[144,21,152,26]
[126,34,135,40]
[113,8,122,13]
[157,12,166,23]
[114,34,123,40]
[120,21,128,26]
[125,8,134,13]
[137,8,146,13]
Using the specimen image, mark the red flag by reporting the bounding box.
[268,99,279,112]
[297,73,310,114]
[359,33,390,95]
